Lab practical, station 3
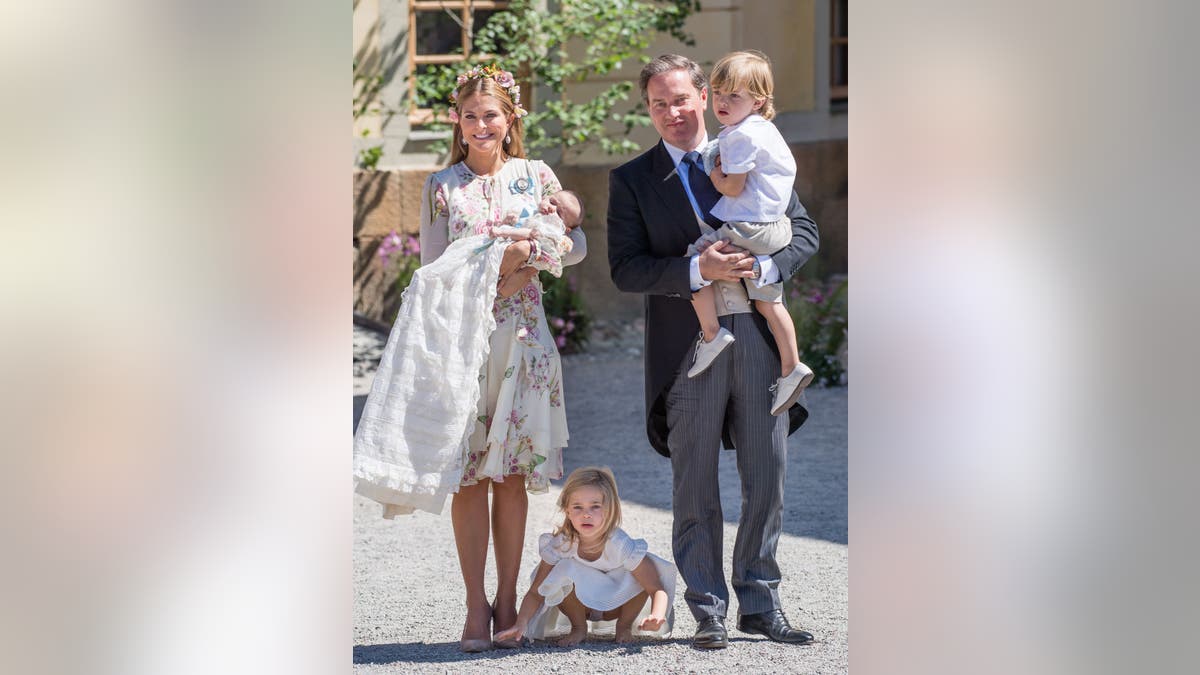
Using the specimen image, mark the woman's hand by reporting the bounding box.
[500,239,533,277]
[497,266,537,298]
[548,191,584,230]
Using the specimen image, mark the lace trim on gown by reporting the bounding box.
[352,212,573,517]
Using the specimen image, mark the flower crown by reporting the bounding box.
[447,63,528,122]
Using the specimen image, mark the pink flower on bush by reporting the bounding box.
[555,335,567,349]
[377,230,403,259]
[550,317,565,329]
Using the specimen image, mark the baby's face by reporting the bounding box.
[712,86,763,126]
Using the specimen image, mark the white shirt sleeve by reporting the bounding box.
[612,530,649,571]
[717,125,758,175]
[563,227,587,267]
[538,533,565,564]
[690,255,712,291]
[754,254,781,286]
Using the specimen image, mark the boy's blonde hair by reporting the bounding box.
[709,50,776,121]
[553,466,622,546]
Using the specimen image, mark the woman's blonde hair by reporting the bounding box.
[709,50,777,121]
[552,466,622,546]
[448,75,526,165]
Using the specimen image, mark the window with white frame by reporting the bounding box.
[408,0,511,124]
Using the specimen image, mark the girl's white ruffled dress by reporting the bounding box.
[353,159,581,517]
[526,528,677,640]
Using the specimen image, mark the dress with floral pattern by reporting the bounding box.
[422,158,570,494]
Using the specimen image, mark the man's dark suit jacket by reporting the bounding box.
[607,140,820,457]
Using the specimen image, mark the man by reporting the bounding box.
[607,54,819,649]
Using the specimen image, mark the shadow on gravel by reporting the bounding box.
[353,395,366,435]
[353,642,518,665]
[559,357,848,546]
[354,637,691,664]
[351,349,847,546]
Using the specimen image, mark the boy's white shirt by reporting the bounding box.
[709,113,797,224]
[662,137,782,291]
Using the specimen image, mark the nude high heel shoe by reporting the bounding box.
[459,605,493,653]
[491,600,521,649]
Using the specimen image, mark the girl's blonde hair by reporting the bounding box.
[709,50,777,121]
[448,76,526,166]
[553,466,622,546]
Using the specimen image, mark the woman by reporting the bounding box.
[353,63,586,652]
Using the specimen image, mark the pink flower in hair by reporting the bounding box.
[447,108,459,123]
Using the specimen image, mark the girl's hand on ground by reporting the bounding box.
[494,625,524,643]
[637,615,665,632]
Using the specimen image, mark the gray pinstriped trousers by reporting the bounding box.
[665,311,788,621]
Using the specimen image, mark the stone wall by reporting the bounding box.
[352,139,846,324]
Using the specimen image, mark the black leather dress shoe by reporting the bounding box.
[737,609,814,645]
[693,616,728,649]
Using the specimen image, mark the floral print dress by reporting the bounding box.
[422,158,572,495]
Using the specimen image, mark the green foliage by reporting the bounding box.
[417,0,699,157]
[540,270,591,354]
[786,276,848,386]
[357,130,384,170]
[354,58,385,170]
[353,58,385,120]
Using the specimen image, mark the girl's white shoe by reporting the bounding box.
[687,328,735,378]
[770,363,815,415]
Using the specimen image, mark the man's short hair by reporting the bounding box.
[638,54,708,103]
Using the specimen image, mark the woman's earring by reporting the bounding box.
[505,134,511,144]
[460,136,468,146]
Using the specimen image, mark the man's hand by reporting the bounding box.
[697,239,755,281]
[549,190,584,230]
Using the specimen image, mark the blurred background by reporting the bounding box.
[3,0,1199,673]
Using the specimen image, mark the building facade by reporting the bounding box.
[353,0,846,322]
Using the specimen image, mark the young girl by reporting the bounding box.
[684,50,814,415]
[493,466,676,646]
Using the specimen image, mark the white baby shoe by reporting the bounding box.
[769,363,815,415]
[687,328,735,378]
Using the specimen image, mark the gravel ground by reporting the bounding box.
[353,321,848,673]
